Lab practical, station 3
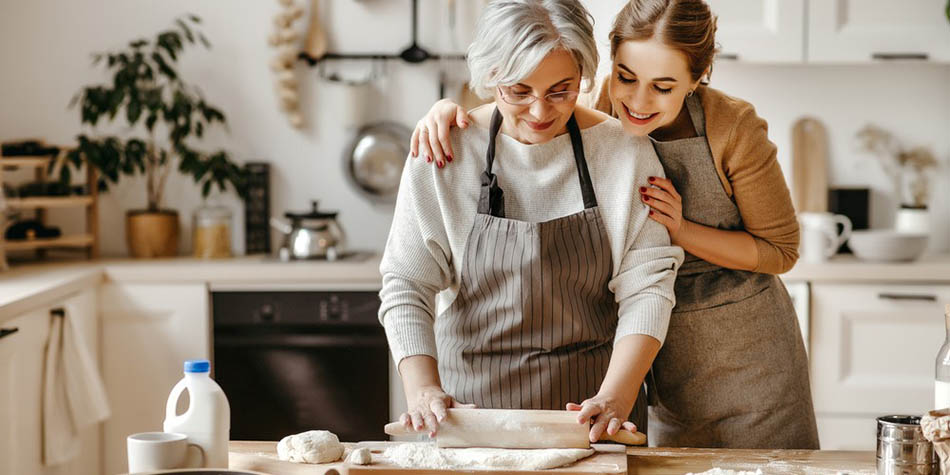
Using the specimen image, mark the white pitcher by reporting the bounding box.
[799,212,852,263]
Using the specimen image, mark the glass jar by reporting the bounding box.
[192,206,232,259]
[937,304,950,410]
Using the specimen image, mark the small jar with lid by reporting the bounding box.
[192,205,232,259]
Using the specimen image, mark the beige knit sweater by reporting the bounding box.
[378,117,684,365]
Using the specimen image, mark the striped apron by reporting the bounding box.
[435,108,644,423]
[646,93,820,449]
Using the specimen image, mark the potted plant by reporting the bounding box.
[855,124,939,234]
[61,14,247,257]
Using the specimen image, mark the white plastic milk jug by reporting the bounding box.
[163,359,231,468]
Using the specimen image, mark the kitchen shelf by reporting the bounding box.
[0,156,51,168]
[7,196,95,208]
[1,143,99,262]
[3,234,95,252]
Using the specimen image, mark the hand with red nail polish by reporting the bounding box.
[641,176,685,242]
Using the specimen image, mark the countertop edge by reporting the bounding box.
[0,264,105,324]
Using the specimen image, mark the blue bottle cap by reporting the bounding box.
[184,359,210,373]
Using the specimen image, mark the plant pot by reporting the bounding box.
[895,206,930,235]
[126,210,179,258]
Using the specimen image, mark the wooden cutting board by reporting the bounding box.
[791,117,830,213]
[230,441,626,474]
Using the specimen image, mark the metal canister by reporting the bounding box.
[877,415,938,475]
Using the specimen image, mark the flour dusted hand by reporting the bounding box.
[567,395,637,443]
[277,430,344,464]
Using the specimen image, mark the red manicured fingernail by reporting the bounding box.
[639,187,646,193]
[438,161,444,168]
[643,196,650,201]
[648,177,655,182]
[447,155,453,162]
[649,210,654,215]
[426,156,432,163]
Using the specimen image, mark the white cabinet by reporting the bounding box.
[808,0,950,63]
[810,283,950,449]
[0,307,49,475]
[100,282,209,475]
[708,0,950,63]
[706,0,805,62]
[0,287,100,475]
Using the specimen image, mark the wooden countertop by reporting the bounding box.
[625,447,876,474]
[229,441,878,474]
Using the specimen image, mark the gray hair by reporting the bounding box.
[467,0,599,99]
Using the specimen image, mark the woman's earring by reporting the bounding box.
[686,89,695,97]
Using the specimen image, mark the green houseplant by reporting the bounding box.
[62,14,246,257]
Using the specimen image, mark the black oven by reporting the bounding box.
[211,291,389,442]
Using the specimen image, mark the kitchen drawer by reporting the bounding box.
[810,283,948,415]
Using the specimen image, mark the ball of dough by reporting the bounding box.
[277,430,344,464]
[346,447,372,465]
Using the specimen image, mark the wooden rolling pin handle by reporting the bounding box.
[600,429,647,446]
[384,421,415,436]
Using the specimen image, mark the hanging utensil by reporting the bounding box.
[344,121,411,202]
[303,0,328,60]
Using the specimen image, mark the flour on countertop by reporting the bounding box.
[382,443,594,470]
[687,469,764,475]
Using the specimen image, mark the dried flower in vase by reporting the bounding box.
[855,124,939,209]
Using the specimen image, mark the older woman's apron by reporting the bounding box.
[647,94,819,449]
[434,109,648,430]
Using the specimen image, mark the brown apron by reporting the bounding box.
[435,109,648,429]
[646,93,820,449]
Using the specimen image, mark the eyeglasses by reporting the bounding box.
[498,86,580,106]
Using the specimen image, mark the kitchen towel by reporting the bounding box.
[42,308,110,466]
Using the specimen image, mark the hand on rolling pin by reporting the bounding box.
[401,385,476,437]
[566,394,637,443]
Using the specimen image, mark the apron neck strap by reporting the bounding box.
[684,92,706,136]
[478,108,598,217]
[566,114,598,210]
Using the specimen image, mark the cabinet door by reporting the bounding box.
[706,0,805,62]
[0,308,51,475]
[808,0,950,62]
[810,284,949,415]
[100,283,209,475]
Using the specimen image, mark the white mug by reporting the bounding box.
[127,432,205,473]
[799,212,852,263]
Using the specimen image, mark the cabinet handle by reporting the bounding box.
[717,53,739,61]
[0,328,19,340]
[872,53,928,61]
[878,293,937,302]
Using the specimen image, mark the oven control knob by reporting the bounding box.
[258,303,276,322]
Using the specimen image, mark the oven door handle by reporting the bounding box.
[214,333,388,348]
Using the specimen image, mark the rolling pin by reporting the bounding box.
[384,408,647,449]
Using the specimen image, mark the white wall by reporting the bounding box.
[2,0,948,257]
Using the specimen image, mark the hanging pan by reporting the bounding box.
[344,121,411,202]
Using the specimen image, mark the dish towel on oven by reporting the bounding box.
[42,307,110,466]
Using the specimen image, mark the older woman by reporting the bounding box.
[378,0,682,442]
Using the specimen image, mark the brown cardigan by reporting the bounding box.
[593,83,799,274]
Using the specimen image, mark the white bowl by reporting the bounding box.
[847,230,928,262]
